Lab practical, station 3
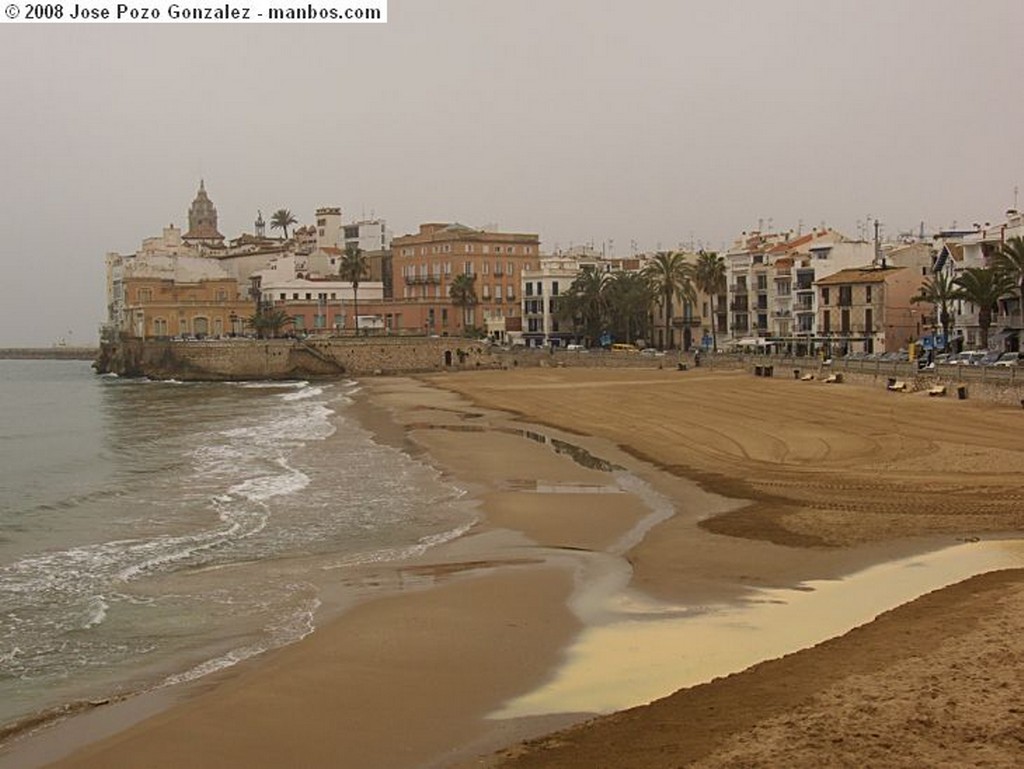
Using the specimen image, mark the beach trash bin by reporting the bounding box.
[887,377,897,388]
[754,365,763,376]
[793,369,801,379]
[765,365,774,377]
[677,362,687,371]
[956,385,968,400]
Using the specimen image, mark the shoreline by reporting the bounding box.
[3,368,1022,768]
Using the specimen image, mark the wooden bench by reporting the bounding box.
[887,380,908,392]
[823,373,843,384]
[800,373,815,381]
[927,385,946,397]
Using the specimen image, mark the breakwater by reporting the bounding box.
[0,348,98,361]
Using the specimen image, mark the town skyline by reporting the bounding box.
[2,0,1022,347]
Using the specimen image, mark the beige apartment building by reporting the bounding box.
[390,223,541,336]
[815,265,923,355]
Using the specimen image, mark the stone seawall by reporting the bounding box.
[93,339,693,380]
[94,338,509,380]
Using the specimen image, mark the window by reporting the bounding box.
[552,281,559,296]
[507,284,515,300]
[526,282,533,296]
[293,315,305,330]
[314,315,326,329]
[483,262,489,275]
[823,310,831,333]
[506,262,514,275]
[865,285,873,303]
[865,308,873,332]
[464,261,472,274]
[839,286,852,306]
[292,293,299,300]
[822,287,830,305]
[841,309,850,333]
[482,284,491,299]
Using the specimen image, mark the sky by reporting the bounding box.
[1,0,1022,346]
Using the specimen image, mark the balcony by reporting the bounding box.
[404,274,441,285]
[773,310,792,318]
[729,284,749,294]
[729,301,749,312]
[671,317,703,328]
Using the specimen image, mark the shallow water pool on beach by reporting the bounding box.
[493,538,1024,718]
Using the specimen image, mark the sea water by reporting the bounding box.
[0,360,472,733]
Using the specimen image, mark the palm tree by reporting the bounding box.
[246,308,292,339]
[694,250,727,352]
[643,252,696,350]
[604,270,653,345]
[558,266,608,346]
[911,269,957,351]
[338,244,368,333]
[992,235,1024,336]
[270,209,297,240]
[953,267,1016,349]
[449,273,478,332]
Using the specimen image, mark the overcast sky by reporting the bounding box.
[1,0,1021,346]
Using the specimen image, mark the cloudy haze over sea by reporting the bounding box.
[1,0,1022,346]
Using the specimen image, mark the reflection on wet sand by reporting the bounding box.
[493,538,1024,718]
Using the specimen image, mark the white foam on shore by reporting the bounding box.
[493,539,1024,719]
[160,593,321,688]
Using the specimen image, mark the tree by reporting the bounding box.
[992,235,1024,337]
[449,273,478,332]
[557,266,608,346]
[604,270,653,345]
[694,250,727,352]
[338,244,368,333]
[952,267,1016,349]
[246,308,292,339]
[643,252,696,350]
[270,209,297,240]
[911,269,957,351]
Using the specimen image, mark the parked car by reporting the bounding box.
[565,343,585,351]
[978,350,1003,366]
[993,352,1021,367]
[640,347,665,357]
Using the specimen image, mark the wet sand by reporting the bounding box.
[6,367,1023,768]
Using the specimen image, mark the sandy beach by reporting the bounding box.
[6,367,1024,768]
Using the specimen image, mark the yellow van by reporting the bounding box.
[610,343,639,353]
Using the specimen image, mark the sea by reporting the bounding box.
[0,360,474,736]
